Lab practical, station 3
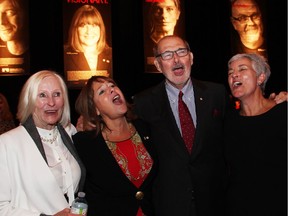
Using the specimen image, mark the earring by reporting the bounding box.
[257,82,261,86]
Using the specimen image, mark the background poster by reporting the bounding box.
[142,0,185,73]
[229,0,268,60]
[63,0,112,88]
[0,0,30,76]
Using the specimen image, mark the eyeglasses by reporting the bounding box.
[232,13,261,24]
[155,48,190,61]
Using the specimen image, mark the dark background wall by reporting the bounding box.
[0,0,287,125]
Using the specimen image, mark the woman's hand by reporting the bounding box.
[53,208,70,216]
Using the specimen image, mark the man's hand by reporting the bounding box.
[269,91,288,104]
[76,115,96,131]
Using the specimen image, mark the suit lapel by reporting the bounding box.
[191,79,209,157]
[57,123,78,159]
[22,115,48,163]
[57,124,86,191]
[22,116,86,192]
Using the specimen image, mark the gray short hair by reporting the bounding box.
[228,53,271,92]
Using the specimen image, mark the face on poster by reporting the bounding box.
[0,0,30,76]
[229,0,267,59]
[142,0,185,73]
[63,0,112,88]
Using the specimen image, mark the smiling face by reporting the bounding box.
[228,57,264,100]
[0,0,24,42]
[92,79,127,122]
[78,17,100,48]
[32,75,64,130]
[154,36,193,89]
[231,0,263,46]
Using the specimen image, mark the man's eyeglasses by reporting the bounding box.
[232,13,261,24]
[155,48,190,60]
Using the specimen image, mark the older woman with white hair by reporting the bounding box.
[0,70,86,216]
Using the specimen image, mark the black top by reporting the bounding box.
[224,102,287,216]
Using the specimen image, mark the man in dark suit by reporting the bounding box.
[75,35,286,216]
[133,35,230,216]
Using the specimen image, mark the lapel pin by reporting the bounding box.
[144,136,149,140]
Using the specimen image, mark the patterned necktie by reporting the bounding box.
[178,91,195,153]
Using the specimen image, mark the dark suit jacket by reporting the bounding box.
[73,119,158,216]
[64,45,113,76]
[133,78,230,216]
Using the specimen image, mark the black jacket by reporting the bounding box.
[73,119,158,216]
[133,79,230,216]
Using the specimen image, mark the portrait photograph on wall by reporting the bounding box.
[142,0,186,73]
[63,0,112,88]
[0,0,30,76]
[229,0,268,60]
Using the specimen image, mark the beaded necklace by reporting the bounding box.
[40,128,59,144]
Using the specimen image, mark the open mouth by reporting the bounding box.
[233,81,242,87]
[112,94,120,103]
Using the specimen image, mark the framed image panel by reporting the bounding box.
[229,0,268,60]
[142,0,185,73]
[0,0,30,76]
[63,0,112,88]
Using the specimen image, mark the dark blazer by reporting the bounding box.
[64,45,113,76]
[73,119,158,216]
[133,78,230,216]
